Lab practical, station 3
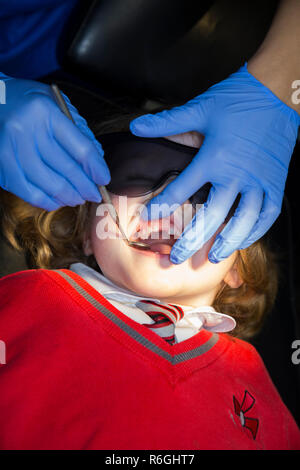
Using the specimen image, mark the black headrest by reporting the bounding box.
[63,0,279,104]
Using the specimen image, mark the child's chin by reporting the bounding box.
[126,273,180,299]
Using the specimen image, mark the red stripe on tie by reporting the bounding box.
[139,300,179,322]
[171,304,184,320]
[137,300,178,345]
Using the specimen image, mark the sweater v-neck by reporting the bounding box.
[46,268,231,384]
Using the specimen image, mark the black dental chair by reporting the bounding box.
[0,0,299,425]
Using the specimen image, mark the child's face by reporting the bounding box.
[83,133,242,307]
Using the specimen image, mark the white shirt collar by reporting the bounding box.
[69,263,236,341]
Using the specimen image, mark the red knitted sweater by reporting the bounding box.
[0,268,299,450]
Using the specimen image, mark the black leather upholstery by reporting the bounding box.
[64,0,279,104]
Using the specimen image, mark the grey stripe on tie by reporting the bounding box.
[53,270,219,365]
[148,324,175,338]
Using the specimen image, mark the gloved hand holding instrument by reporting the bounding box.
[130,63,300,264]
[0,73,110,211]
[51,84,151,251]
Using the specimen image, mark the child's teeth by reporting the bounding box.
[135,221,178,240]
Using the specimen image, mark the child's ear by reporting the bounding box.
[82,231,93,256]
[223,260,243,289]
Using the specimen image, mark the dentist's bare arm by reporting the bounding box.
[248,0,300,113]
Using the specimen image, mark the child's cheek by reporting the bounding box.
[92,203,120,240]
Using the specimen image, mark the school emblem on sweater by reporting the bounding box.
[233,390,259,439]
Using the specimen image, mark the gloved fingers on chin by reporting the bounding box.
[239,195,281,249]
[208,186,264,263]
[169,185,237,264]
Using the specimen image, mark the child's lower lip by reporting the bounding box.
[130,244,172,258]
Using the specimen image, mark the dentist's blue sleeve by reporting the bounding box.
[0,0,78,79]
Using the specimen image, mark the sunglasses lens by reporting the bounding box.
[107,171,180,198]
[108,181,154,197]
[101,132,212,206]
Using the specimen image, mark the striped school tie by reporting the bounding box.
[136,300,184,345]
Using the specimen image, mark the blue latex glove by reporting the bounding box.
[130,63,300,264]
[0,73,110,211]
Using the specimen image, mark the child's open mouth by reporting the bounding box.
[134,233,176,254]
[129,220,180,255]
